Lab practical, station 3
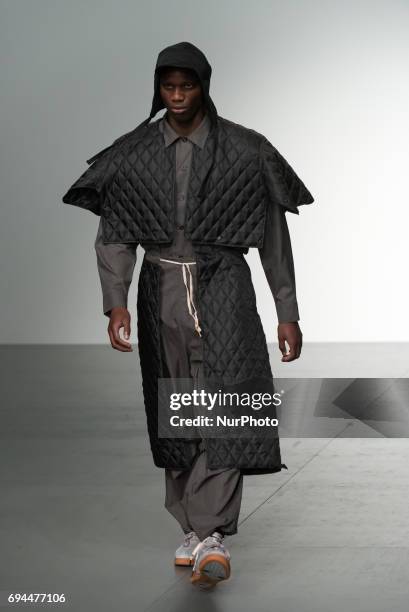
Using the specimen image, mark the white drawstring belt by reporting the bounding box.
[159,258,202,337]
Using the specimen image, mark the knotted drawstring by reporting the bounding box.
[181,263,202,338]
[159,258,202,337]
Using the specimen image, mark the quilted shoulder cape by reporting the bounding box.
[62,116,314,249]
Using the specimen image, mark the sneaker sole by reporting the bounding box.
[190,554,231,587]
[174,556,194,566]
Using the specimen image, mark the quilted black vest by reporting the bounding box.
[62,116,314,248]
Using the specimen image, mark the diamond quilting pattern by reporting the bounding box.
[102,131,175,243]
[63,116,314,246]
[197,252,272,384]
[135,250,284,472]
[261,138,314,215]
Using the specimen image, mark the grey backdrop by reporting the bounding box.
[1,0,408,343]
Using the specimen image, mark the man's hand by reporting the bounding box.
[277,322,302,362]
[108,307,133,352]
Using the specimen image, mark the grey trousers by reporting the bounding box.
[146,253,243,542]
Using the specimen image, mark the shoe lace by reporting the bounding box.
[191,532,225,557]
[183,531,198,547]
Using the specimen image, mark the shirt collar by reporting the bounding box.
[158,111,211,149]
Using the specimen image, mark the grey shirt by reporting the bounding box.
[95,112,300,323]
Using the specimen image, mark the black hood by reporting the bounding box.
[136,41,218,129]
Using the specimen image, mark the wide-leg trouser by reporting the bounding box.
[146,253,243,542]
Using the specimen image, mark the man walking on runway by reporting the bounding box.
[62,41,314,588]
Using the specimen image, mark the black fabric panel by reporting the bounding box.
[136,247,288,474]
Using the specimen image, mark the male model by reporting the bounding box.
[62,41,314,589]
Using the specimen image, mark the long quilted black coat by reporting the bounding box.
[62,41,314,474]
[62,113,314,475]
[137,242,287,475]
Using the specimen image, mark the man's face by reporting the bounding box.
[159,68,204,123]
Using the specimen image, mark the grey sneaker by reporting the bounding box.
[190,531,231,588]
[174,531,201,566]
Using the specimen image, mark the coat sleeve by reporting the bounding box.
[258,200,300,323]
[260,138,314,215]
[94,217,138,317]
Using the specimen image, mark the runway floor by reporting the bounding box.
[1,342,408,612]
